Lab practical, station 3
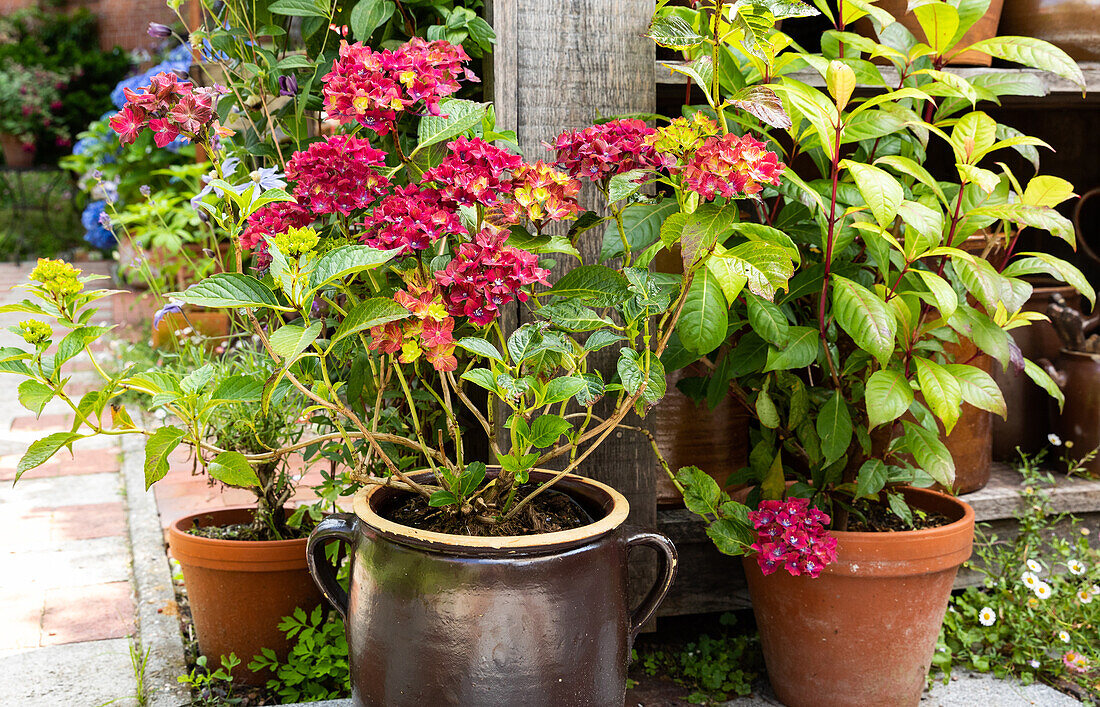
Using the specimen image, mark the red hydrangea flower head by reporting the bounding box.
[422,136,523,208]
[285,134,390,215]
[109,72,216,147]
[749,498,836,579]
[549,118,661,183]
[497,160,583,228]
[239,201,314,271]
[359,185,466,255]
[368,280,457,371]
[435,224,550,326]
[680,133,785,200]
[322,38,475,135]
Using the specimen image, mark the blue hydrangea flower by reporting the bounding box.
[109,43,194,109]
[81,201,117,250]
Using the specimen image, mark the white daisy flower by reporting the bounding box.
[1035,582,1053,600]
[1090,584,1099,596]
[1022,571,1040,589]
[1077,589,1093,604]
[1058,630,1071,643]
[978,607,996,626]
[1067,559,1086,575]
[1026,559,1042,573]
[1049,433,1062,446]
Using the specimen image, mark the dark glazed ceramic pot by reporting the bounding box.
[307,470,677,707]
[1043,350,1100,477]
[744,487,974,706]
[1000,0,1100,62]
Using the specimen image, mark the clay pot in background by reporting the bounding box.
[1,133,35,169]
[1042,350,1100,478]
[993,284,1081,460]
[151,310,232,350]
[654,367,751,506]
[743,487,974,707]
[854,0,1004,66]
[168,507,321,685]
[942,338,994,494]
[1000,0,1100,62]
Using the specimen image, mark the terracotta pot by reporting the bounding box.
[654,366,750,506]
[854,0,1004,66]
[1041,350,1100,477]
[1,133,35,169]
[307,470,678,707]
[151,310,232,350]
[942,339,993,494]
[743,486,974,706]
[993,284,1081,460]
[168,507,321,685]
[1000,0,1100,62]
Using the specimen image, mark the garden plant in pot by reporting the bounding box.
[0,61,68,168]
[4,37,799,707]
[648,0,1092,704]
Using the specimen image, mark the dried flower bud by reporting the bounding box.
[147,22,173,38]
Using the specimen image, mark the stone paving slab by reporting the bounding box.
[0,638,141,707]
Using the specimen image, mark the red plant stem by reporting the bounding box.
[818,117,845,390]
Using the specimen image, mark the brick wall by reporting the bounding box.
[0,0,181,52]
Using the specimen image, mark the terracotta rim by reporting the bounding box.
[167,506,310,572]
[352,469,630,553]
[1058,349,1100,361]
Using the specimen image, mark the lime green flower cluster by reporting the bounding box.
[29,259,84,297]
[647,113,719,161]
[272,226,320,257]
[17,319,51,346]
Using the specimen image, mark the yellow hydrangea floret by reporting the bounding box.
[648,114,720,159]
[272,226,320,257]
[29,258,83,297]
[18,319,51,346]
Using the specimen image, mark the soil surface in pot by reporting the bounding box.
[185,521,312,542]
[386,484,593,536]
[844,497,954,532]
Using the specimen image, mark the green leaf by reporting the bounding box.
[275,55,315,70]
[971,203,1075,247]
[458,463,487,498]
[428,490,460,507]
[15,432,81,481]
[756,390,780,429]
[855,459,888,498]
[349,0,394,40]
[663,55,714,105]
[527,415,572,447]
[646,14,705,49]
[309,246,401,291]
[865,368,914,430]
[331,298,409,346]
[1004,252,1095,308]
[680,204,736,268]
[606,170,649,203]
[816,392,853,466]
[456,337,504,363]
[875,154,947,205]
[541,377,586,406]
[714,240,796,300]
[913,2,958,54]
[964,36,1085,90]
[547,265,631,307]
[944,363,1007,418]
[211,375,264,402]
[677,269,728,355]
[207,451,261,488]
[601,200,679,262]
[415,99,490,154]
[144,426,186,490]
[677,466,726,517]
[56,326,110,367]
[617,349,666,406]
[182,273,281,309]
[1022,175,1075,208]
[914,357,963,434]
[584,330,625,352]
[538,301,615,332]
[270,321,322,360]
[761,450,786,500]
[764,326,818,371]
[1024,358,1064,411]
[914,270,958,317]
[460,368,497,393]
[180,363,216,395]
[747,294,789,346]
[18,380,54,417]
[706,517,754,556]
[831,275,897,365]
[843,161,904,228]
[268,0,329,17]
[902,421,955,487]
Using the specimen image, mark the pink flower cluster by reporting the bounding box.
[322,38,475,135]
[369,280,457,372]
[239,201,314,270]
[497,160,583,228]
[422,136,523,208]
[359,185,466,255]
[549,119,662,183]
[749,498,837,579]
[679,133,785,200]
[435,225,550,325]
[109,72,222,147]
[285,134,390,215]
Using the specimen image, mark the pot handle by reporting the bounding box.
[1038,358,1067,388]
[625,530,678,642]
[306,514,359,621]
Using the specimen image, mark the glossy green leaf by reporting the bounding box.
[144,426,185,490]
[331,298,408,347]
[309,245,402,290]
[944,363,1007,418]
[18,380,54,417]
[914,357,963,434]
[547,265,631,307]
[677,269,728,355]
[843,161,904,227]
[270,321,322,360]
[1024,358,1065,411]
[964,36,1085,90]
[817,392,853,466]
[865,368,913,430]
[207,451,260,488]
[831,275,897,365]
[902,421,955,487]
[182,273,281,310]
[764,326,818,371]
[350,0,394,40]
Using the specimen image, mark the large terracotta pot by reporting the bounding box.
[993,284,1080,460]
[307,470,677,707]
[855,0,1004,66]
[1,133,35,169]
[168,507,321,684]
[654,366,750,506]
[1042,350,1100,477]
[1000,0,1100,62]
[743,487,974,706]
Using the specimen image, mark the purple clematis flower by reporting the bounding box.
[277,74,298,97]
[148,22,173,38]
[153,301,184,329]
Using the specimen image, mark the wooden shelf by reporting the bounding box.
[656,463,1100,618]
[657,60,1100,102]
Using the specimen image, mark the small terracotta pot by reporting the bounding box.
[168,507,321,684]
[743,486,974,706]
[654,366,750,506]
[1000,0,1100,62]
[307,470,678,707]
[854,0,1004,66]
[1042,350,1100,478]
[1,133,35,169]
[151,310,232,350]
